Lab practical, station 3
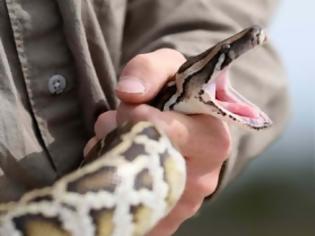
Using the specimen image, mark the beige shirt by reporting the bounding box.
[0,0,289,203]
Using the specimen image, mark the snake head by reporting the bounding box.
[164,25,272,130]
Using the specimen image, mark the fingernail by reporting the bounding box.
[116,76,145,94]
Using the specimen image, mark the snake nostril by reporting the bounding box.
[222,44,230,50]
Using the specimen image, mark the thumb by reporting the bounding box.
[116,48,186,104]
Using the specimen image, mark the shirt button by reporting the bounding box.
[48,74,67,95]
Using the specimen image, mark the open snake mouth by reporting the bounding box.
[207,68,258,118]
[200,26,272,129]
[202,68,272,129]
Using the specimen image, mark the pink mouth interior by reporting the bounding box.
[212,70,260,118]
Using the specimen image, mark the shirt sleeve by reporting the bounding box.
[122,0,290,195]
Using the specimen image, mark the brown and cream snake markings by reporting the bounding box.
[0,26,272,236]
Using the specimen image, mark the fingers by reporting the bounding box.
[147,167,222,236]
[185,167,221,199]
[83,136,98,157]
[117,103,231,173]
[116,48,186,103]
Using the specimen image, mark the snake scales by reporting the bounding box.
[0,26,272,236]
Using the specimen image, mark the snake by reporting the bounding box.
[0,26,272,236]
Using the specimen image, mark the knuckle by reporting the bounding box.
[214,129,231,161]
[130,104,152,121]
[194,178,217,197]
[128,53,157,73]
[156,48,186,61]
[221,131,231,153]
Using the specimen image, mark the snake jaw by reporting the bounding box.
[200,68,272,129]
[204,68,260,118]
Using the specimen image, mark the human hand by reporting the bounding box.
[84,48,231,236]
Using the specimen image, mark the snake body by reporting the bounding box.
[0,26,271,236]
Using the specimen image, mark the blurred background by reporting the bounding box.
[176,1,315,236]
